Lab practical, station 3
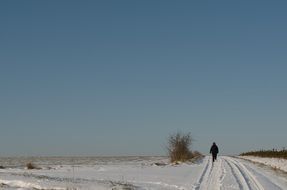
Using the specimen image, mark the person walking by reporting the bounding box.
[210,142,219,162]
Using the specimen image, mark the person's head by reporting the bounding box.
[213,142,216,145]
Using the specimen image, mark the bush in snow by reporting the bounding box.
[26,162,39,170]
[167,132,194,163]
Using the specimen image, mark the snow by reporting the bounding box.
[239,156,287,173]
[0,179,65,190]
[0,156,286,189]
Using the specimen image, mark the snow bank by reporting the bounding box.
[239,156,287,173]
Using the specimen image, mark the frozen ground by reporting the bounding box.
[0,156,286,190]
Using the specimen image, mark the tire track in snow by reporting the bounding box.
[244,164,284,190]
[224,157,264,190]
[219,158,226,187]
[193,157,212,190]
[212,158,224,190]
[194,156,284,190]
[223,158,249,190]
[232,158,284,190]
[194,157,222,190]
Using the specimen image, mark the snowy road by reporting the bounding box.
[194,156,287,190]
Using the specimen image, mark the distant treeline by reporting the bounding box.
[240,149,287,159]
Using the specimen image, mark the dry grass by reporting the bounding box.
[26,162,39,170]
[240,149,287,159]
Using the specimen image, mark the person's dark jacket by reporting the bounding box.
[210,144,219,155]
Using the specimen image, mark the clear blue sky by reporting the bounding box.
[1,1,286,156]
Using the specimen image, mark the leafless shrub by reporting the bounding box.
[26,162,39,170]
[167,132,193,163]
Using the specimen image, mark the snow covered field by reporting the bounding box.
[0,156,286,190]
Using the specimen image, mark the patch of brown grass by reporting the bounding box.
[26,162,39,170]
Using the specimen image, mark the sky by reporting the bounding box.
[0,1,287,156]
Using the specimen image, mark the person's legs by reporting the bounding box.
[215,154,217,161]
[212,154,215,162]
